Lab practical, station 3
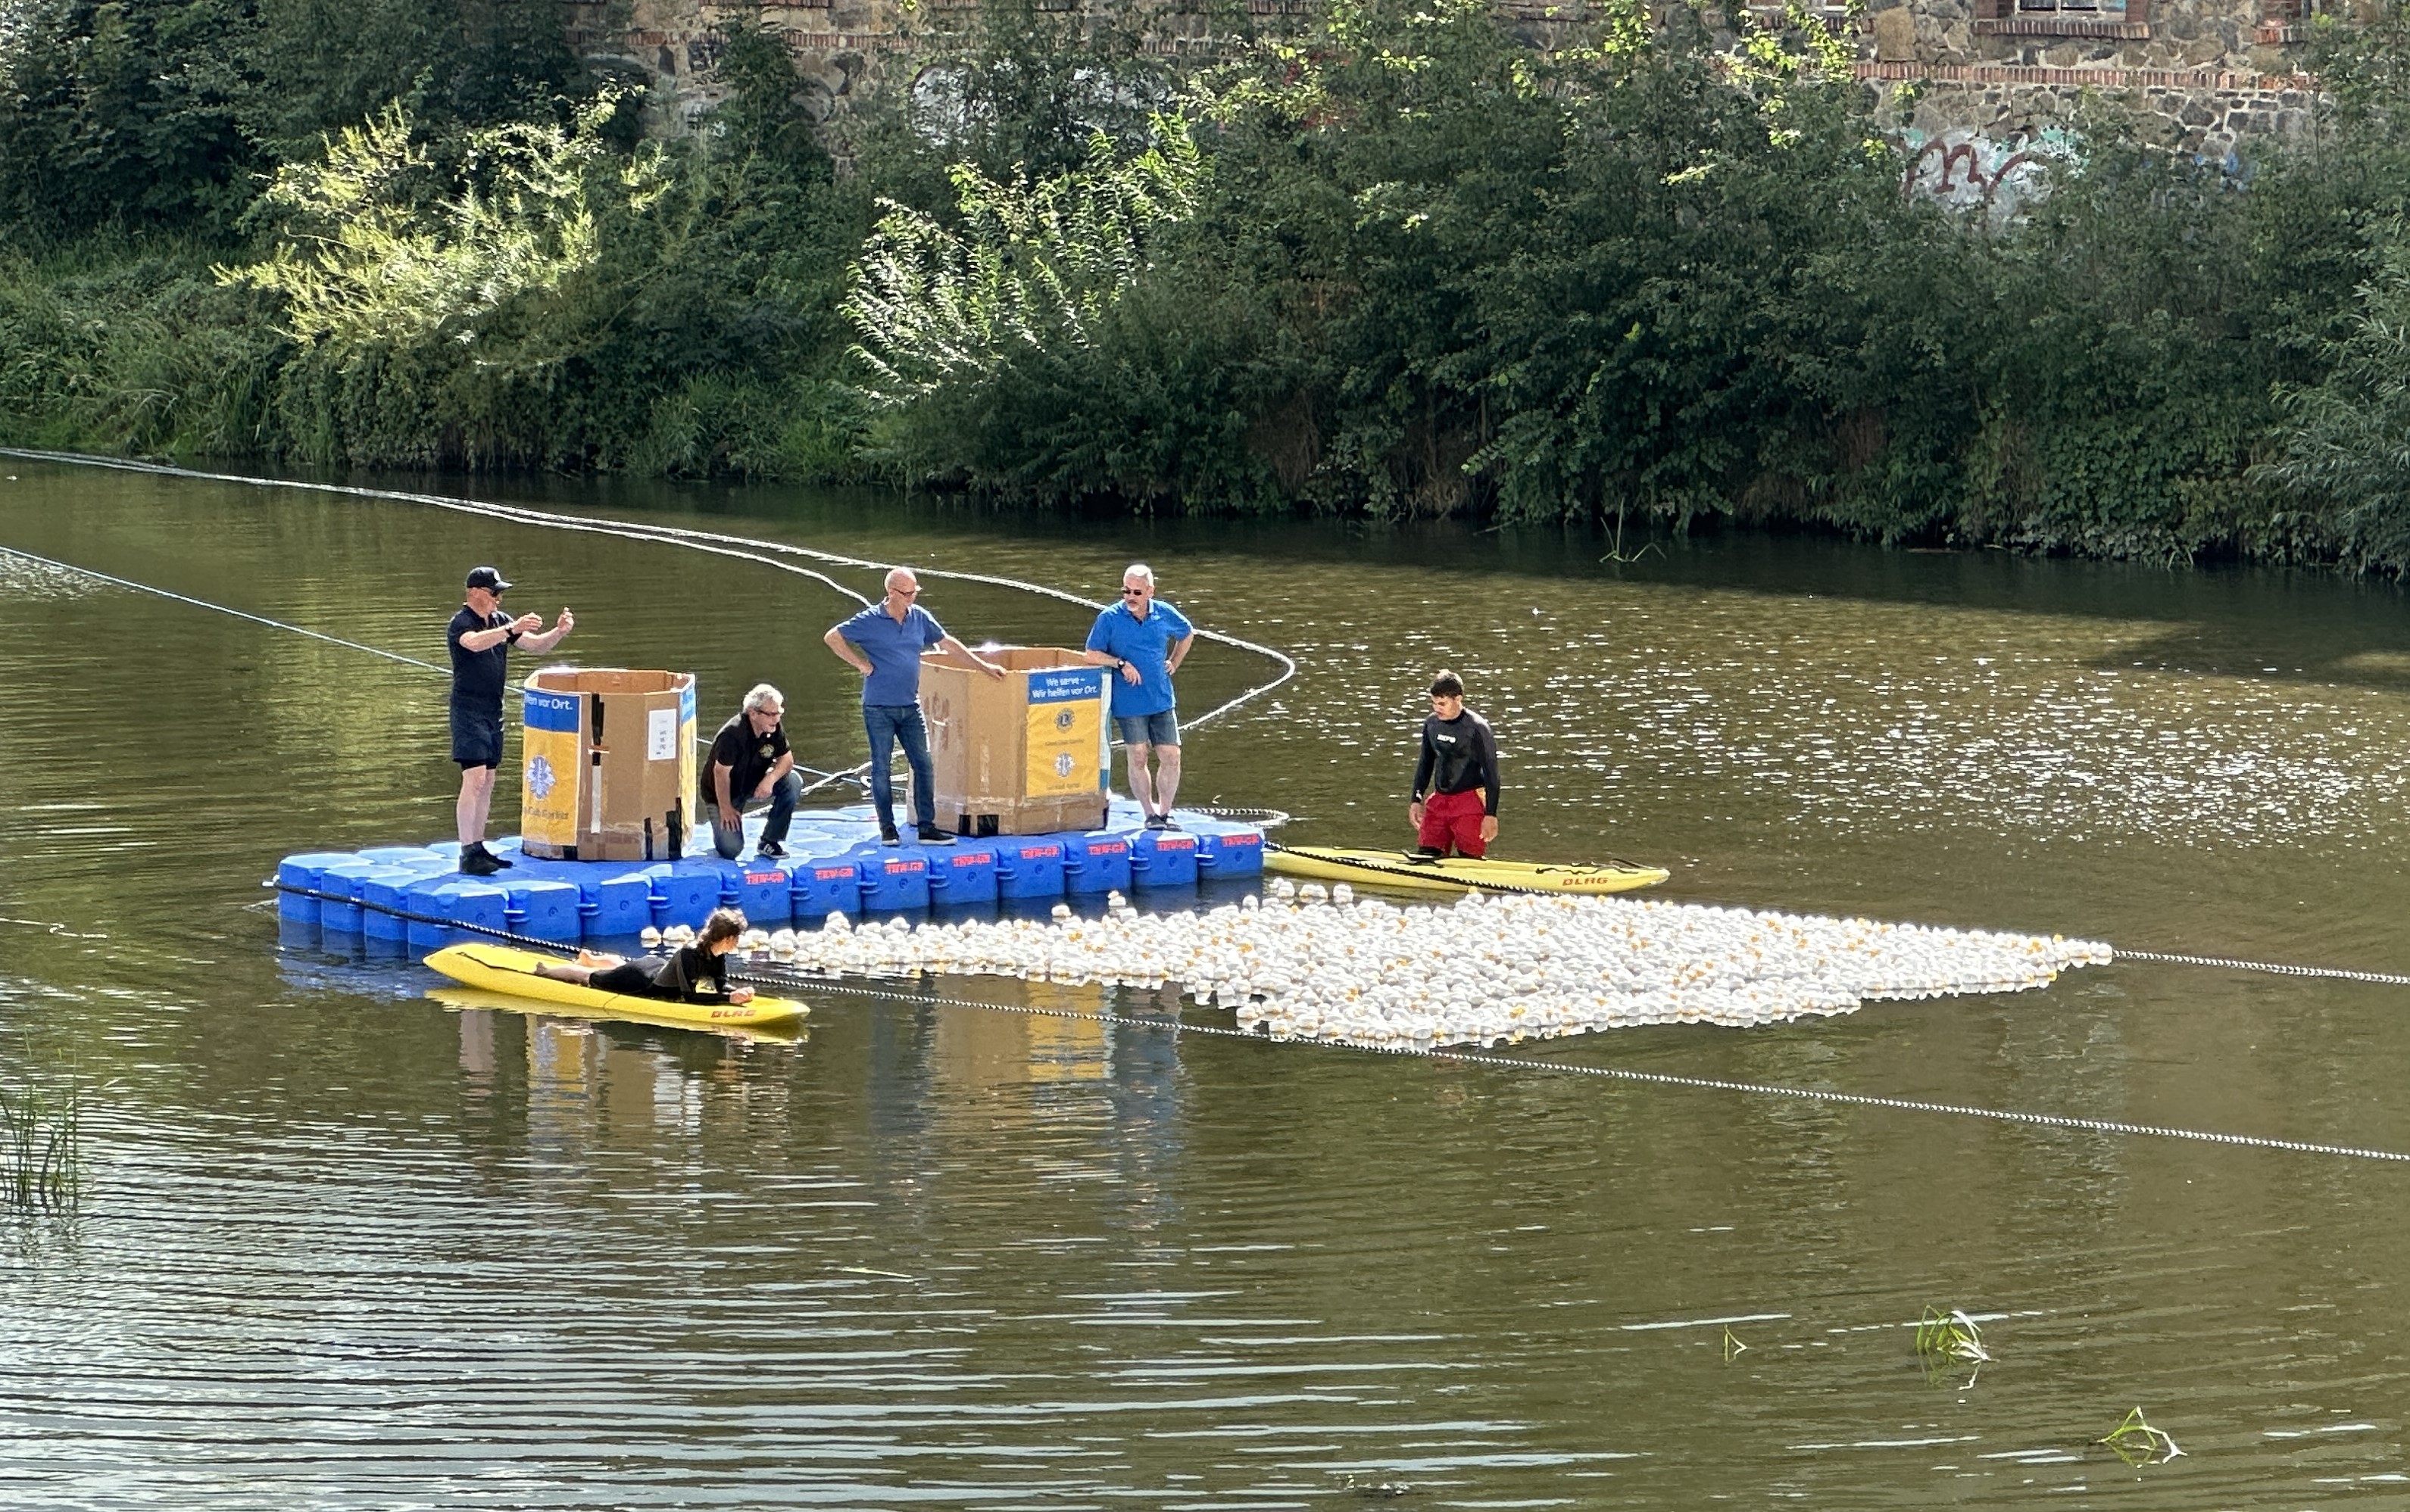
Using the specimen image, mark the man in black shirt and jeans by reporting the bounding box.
[705,683,802,860]
[449,566,573,877]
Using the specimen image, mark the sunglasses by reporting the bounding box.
[1121,587,1148,597]
[891,586,920,597]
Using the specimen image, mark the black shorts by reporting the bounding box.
[588,962,661,997]
[451,704,504,769]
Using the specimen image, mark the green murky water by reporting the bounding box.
[3,456,2408,1506]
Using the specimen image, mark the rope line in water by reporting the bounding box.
[270,881,2410,1164]
[0,446,1297,733]
[0,543,446,672]
[2114,948,2410,988]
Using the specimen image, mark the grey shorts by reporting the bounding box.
[1115,709,1179,747]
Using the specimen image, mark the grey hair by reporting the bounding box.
[744,682,784,712]
[885,566,919,593]
[1122,563,1155,588]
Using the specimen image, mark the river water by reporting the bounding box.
[2,456,2407,1507]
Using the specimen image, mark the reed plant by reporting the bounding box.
[0,1056,86,1214]
[1915,1306,1991,1387]
[2099,1406,2184,1465]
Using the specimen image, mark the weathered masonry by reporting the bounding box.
[1860,0,2319,157]
[566,0,2321,157]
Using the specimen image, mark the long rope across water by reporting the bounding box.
[0,446,1297,732]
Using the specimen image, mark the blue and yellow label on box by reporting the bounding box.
[1022,667,1107,798]
[520,686,583,850]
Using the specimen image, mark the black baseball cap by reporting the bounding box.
[465,566,511,591]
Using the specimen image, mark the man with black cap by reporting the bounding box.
[450,566,573,876]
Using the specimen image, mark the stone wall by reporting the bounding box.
[559,0,2321,154]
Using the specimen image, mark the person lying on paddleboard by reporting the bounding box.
[533,907,755,1005]
[1408,669,1500,860]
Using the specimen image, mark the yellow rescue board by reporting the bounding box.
[423,944,809,1029]
[1265,845,1669,896]
[426,986,807,1043]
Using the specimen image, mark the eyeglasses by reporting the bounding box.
[892,587,920,597]
[1121,588,1147,597]
[754,707,783,719]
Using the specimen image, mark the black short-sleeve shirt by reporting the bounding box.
[448,605,519,709]
[704,712,790,806]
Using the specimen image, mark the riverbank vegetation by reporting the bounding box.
[9,0,2410,566]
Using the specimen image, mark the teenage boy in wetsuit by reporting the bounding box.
[1407,669,1500,859]
[535,907,756,1005]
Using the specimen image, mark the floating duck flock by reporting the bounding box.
[642,878,2112,1051]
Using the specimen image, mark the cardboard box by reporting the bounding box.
[518,669,698,861]
[921,647,1112,836]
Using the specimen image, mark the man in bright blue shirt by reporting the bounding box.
[824,566,1005,844]
[1083,563,1197,830]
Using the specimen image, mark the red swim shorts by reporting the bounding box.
[1417,788,1489,859]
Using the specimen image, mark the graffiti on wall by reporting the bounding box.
[1900,126,2084,218]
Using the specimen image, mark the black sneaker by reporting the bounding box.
[1144,814,1168,831]
[755,840,788,860]
[460,846,504,877]
[915,825,956,846]
[1157,814,1182,831]
[1407,846,1445,864]
[879,825,901,846]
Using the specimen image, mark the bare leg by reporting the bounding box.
[1153,744,1183,817]
[1124,741,1158,816]
[533,962,596,985]
[457,765,498,846]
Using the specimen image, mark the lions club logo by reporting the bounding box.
[1054,709,1074,731]
[527,756,557,800]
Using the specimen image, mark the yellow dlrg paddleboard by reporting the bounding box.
[423,944,810,1030]
[426,986,809,1044]
[1264,844,1669,896]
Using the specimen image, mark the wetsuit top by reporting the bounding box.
[704,712,790,808]
[627,945,732,1004]
[1412,709,1501,816]
[1085,597,1194,718]
[835,603,946,706]
[448,605,520,712]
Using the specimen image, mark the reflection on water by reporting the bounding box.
[4,460,2410,1506]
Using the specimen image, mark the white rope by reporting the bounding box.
[0,447,1296,731]
[739,973,2410,1164]
[0,543,445,672]
[2114,948,2410,988]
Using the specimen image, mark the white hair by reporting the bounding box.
[744,683,784,712]
[885,566,919,594]
[1122,563,1155,588]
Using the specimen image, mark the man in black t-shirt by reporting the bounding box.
[704,683,801,860]
[449,565,573,877]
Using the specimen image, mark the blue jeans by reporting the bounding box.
[864,703,935,831]
[710,769,803,859]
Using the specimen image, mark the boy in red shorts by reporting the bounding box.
[1407,669,1501,859]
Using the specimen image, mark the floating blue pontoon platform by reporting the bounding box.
[276,803,1265,952]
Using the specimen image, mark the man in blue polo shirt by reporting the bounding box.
[823,566,1006,845]
[1083,563,1196,830]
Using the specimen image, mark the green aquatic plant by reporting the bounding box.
[2098,1405,2184,1465]
[1915,1305,1991,1386]
[0,1055,85,1214]
[1722,1324,1749,1361]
